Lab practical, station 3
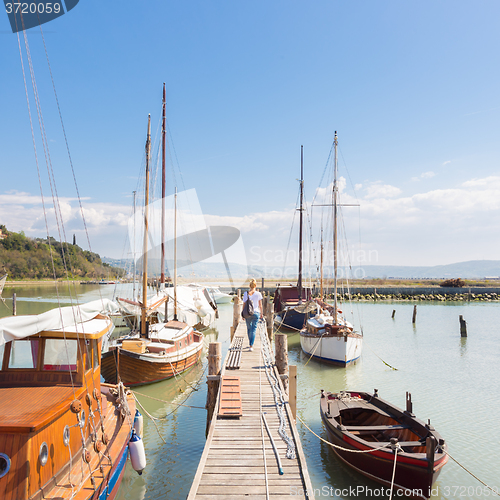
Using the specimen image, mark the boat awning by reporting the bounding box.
[0,298,118,346]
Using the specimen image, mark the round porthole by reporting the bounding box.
[0,453,11,478]
[79,409,86,429]
[39,442,48,467]
[63,425,70,447]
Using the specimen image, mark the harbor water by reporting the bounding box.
[1,284,499,499]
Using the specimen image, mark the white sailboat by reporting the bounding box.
[300,132,362,366]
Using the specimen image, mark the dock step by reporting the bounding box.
[218,375,242,418]
[226,336,244,370]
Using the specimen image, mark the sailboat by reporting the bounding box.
[0,273,6,305]
[300,132,362,365]
[274,146,318,331]
[101,100,204,387]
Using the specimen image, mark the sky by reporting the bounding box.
[1,0,500,272]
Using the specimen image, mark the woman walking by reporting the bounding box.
[243,278,263,351]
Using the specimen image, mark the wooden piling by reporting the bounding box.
[12,292,16,316]
[412,305,417,324]
[206,342,221,434]
[459,315,467,337]
[406,391,413,414]
[391,309,396,319]
[275,333,289,393]
[289,364,297,420]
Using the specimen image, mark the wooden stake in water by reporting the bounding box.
[412,305,417,324]
[459,315,467,337]
[12,292,16,316]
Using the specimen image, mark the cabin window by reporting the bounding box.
[85,340,91,371]
[8,340,39,369]
[43,339,78,371]
[93,340,99,369]
[0,344,4,369]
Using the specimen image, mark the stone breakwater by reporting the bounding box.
[333,291,499,302]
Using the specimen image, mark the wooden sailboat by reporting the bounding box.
[274,146,317,331]
[320,390,448,498]
[0,299,138,499]
[102,99,203,387]
[300,132,362,365]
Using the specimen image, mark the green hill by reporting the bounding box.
[0,225,124,280]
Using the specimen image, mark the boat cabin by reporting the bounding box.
[0,314,113,500]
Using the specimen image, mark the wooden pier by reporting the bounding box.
[187,319,314,499]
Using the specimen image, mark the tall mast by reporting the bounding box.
[298,145,304,303]
[160,83,166,288]
[333,131,338,323]
[173,187,178,320]
[320,227,324,300]
[132,190,137,301]
[141,114,151,337]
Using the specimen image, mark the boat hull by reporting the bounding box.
[101,343,203,386]
[300,331,362,365]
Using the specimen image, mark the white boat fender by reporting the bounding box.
[133,409,143,438]
[129,430,146,475]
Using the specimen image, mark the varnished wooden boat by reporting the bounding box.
[320,390,448,499]
[101,320,203,386]
[0,300,137,500]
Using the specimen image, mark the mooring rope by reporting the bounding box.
[443,450,500,497]
[258,321,296,459]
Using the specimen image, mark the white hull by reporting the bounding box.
[300,332,362,366]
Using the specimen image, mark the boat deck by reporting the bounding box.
[187,320,314,499]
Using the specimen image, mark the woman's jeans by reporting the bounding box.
[245,312,260,347]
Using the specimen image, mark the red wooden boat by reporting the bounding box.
[320,390,448,499]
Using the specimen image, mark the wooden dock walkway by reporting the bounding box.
[187,320,314,499]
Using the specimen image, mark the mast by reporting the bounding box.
[132,190,137,301]
[173,187,178,320]
[297,145,304,303]
[333,131,338,323]
[141,114,151,337]
[320,227,324,300]
[160,83,166,288]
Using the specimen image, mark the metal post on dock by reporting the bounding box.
[206,342,221,435]
[412,305,417,324]
[275,333,289,393]
[459,315,467,337]
[12,292,16,316]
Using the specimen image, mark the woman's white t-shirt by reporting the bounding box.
[243,290,262,314]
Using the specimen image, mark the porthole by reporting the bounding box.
[39,442,48,466]
[79,409,86,429]
[0,453,11,478]
[63,425,70,447]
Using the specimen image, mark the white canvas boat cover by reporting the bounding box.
[117,285,215,328]
[0,298,118,346]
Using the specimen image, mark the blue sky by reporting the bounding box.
[1,1,500,269]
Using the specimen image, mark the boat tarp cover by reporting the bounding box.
[117,286,215,328]
[0,298,118,346]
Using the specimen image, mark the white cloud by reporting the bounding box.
[421,171,436,179]
[443,160,451,166]
[2,175,500,266]
[364,182,402,199]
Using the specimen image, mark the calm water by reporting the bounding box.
[2,285,499,499]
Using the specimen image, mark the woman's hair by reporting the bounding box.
[249,278,257,289]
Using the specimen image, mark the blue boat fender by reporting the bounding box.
[133,409,143,438]
[129,430,146,475]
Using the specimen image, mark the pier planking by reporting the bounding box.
[187,320,314,499]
